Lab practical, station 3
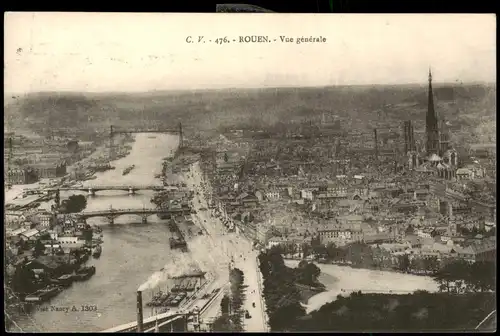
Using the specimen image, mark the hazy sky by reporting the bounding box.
[4,13,496,93]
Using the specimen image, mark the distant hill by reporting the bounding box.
[403,84,495,105]
[4,84,496,138]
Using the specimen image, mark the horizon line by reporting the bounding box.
[5,80,496,96]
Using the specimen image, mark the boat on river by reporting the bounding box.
[73,266,96,281]
[92,245,102,258]
[89,163,115,172]
[122,165,135,176]
[52,274,75,287]
[25,285,63,303]
[169,232,187,250]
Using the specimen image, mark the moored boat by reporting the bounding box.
[169,234,187,250]
[92,245,102,258]
[73,266,96,281]
[89,163,115,172]
[80,253,90,263]
[122,165,135,176]
[25,285,63,303]
[55,274,75,287]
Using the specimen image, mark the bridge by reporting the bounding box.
[44,185,168,196]
[109,123,183,160]
[76,207,191,224]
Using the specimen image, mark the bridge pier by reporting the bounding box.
[129,188,135,195]
[88,188,95,197]
[106,215,116,225]
[141,215,148,224]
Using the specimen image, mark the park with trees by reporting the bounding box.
[258,246,324,331]
[59,194,87,214]
[432,259,495,294]
[258,245,495,332]
[292,290,495,331]
[212,268,246,332]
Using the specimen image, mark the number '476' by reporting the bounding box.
[215,37,229,44]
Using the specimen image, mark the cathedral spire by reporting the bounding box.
[426,67,440,155]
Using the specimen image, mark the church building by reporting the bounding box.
[406,69,458,180]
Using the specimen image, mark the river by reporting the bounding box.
[15,133,180,332]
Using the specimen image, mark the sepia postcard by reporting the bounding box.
[4,12,496,333]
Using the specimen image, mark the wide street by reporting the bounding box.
[183,162,268,332]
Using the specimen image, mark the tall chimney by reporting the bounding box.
[137,290,144,333]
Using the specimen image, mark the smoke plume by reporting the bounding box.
[137,234,231,292]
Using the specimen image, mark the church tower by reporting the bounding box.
[426,69,440,156]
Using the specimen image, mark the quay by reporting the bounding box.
[103,278,225,332]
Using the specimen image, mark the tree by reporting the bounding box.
[39,232,51,240]
[310,235,322,247]
[17,238,28,251]
[345,242,373,267]
[224,152,229,163]
[312,244,327,258]
[33,239,45,257]
[220,295,230,314]
[71,248,82,261]
[60,195,87,213]
[300,263,321,286]
[410,257,426,273]
[11,264,37,295]
[468,261,495,292]
[422,256,440,274]
[81,227,93,243]
[301,243,312,258]
[270,302,306,331]
[397,254,410,272]
[212,313,235,332]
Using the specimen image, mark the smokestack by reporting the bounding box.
[137,291,144,333]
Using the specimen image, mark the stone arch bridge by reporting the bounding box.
[76,207,191,224]
[44,185,169,196]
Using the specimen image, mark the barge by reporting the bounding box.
[25,285,63,303]
[73,266,96,281]
[169,235,187,250]
[89,163,115,172]
[92,245,102,258]
[122,165,135,176]
[54,274,75,287]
